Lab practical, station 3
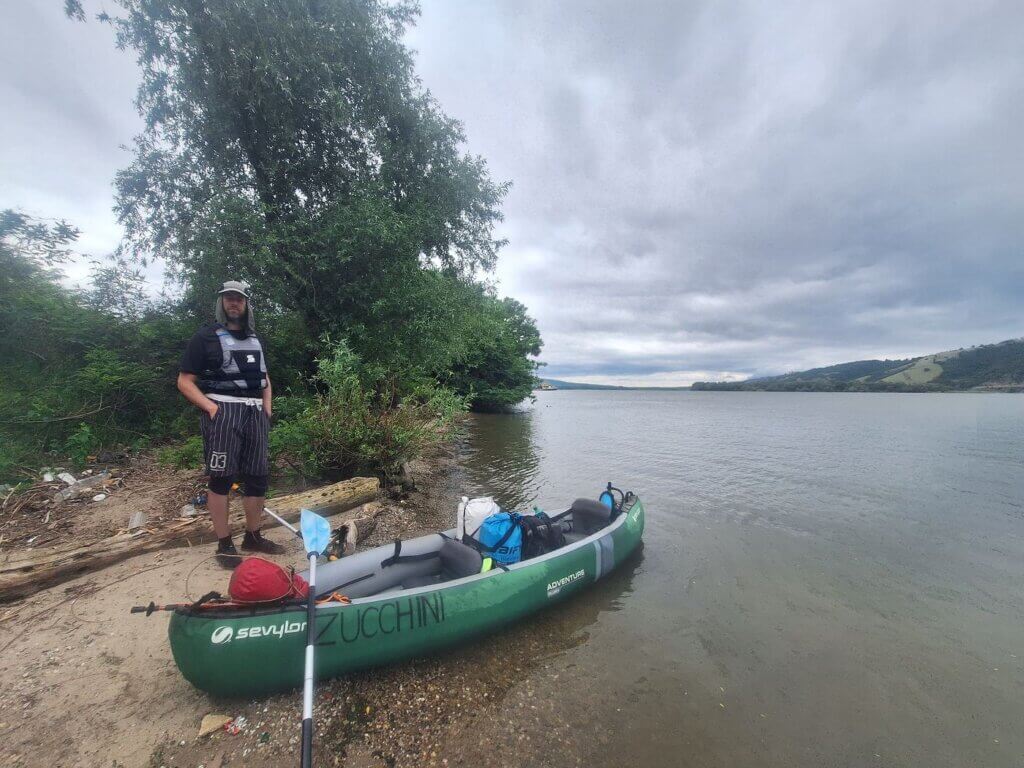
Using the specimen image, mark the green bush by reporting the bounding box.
[64,423,98,468]
[0,442,25,486]
[156,436,205,470]
[272,340,466,478]
[2,197,538,481]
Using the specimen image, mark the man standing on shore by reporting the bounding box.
[176,281,284,568]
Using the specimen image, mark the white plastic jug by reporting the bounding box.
[458,496,501,543]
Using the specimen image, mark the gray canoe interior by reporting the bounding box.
[304,498,615,600]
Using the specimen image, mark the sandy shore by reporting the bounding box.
[0,445,589,767]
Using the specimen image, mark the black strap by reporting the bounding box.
[380,538,441,568]
[381,538,402,567]
[203,370,247,382]
[191,591,223,610]
[336,572,375,591]
[523,514,553,541]
[539,514,555,540]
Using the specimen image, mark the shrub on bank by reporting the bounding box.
[271,340,466,480]
[156,436,205,471]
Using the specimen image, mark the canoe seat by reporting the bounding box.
[439,537,483,578]
[402,539,482,589]
[571,498,612,535]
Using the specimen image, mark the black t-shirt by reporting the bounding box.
[179,324,267,398]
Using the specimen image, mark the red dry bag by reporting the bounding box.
[228,557,309,603]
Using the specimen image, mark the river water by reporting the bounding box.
[454,391,1024,768]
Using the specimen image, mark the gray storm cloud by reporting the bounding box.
[410,0,1024,384]
[3,1,1022,385]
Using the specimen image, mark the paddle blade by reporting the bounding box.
[300,509,330,556]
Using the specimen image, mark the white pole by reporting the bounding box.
[300,552,317,768]
[263,506,302,539]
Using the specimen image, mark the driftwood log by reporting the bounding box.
[0,477,380,603]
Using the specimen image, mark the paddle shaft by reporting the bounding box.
[263,506,304,540]
[300,551,317,768]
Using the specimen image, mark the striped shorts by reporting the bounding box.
[199,400,270,477]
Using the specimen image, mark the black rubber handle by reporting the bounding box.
[300,719,313,768]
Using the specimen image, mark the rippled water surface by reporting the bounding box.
[457,391,1024,767]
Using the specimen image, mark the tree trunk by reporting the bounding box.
[0,477,379,603]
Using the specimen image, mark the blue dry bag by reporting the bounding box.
[477,512,523,565]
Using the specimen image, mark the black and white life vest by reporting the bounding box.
[197,325,268,397]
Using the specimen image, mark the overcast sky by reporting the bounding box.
[3,1,1022,385]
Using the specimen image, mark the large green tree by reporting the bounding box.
[445,292,543,411]
[70,0,510,363]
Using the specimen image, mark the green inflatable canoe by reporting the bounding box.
[168,493,645,697]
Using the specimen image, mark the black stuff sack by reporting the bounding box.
[519,511,566,560]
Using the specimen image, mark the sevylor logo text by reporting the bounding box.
[547,569,586,597]
[210,620,305,644]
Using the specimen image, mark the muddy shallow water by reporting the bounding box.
[454,391,1024,768]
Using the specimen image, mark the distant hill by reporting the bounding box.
[539,378,630,391]
[538,378,693,391]
[692,338,1024,392]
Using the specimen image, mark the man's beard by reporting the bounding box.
[225,308,245,322]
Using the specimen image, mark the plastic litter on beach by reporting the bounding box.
[92,494,106,502]
[52,471,112,503]
[198,714,234,738]
[225,715,247,735]
[127,510,147,529]
[179,503,197,518]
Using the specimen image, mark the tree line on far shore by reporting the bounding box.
[692,340,1024,392]
[0,0,542,484]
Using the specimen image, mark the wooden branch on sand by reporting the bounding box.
[0,477,380,603]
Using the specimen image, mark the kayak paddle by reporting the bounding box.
[263,505,304,541]
[299,508,330,768]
